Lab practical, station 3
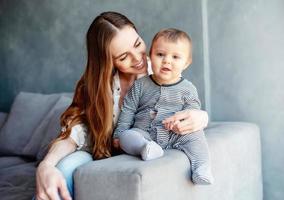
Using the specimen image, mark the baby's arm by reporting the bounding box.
[113,81,141,139]
[182,82,201,110]
[163,82,201,133]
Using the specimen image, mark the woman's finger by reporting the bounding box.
[173,123,195,134]
[36,192,50,200]
[58,179,72,200]
[45,187,60,200]
[113,139,120,149]
[162,110,191,124]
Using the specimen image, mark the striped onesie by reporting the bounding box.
[113,75,213,184]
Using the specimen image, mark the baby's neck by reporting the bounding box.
[151,74,182,86]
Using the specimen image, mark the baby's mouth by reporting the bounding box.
[161,67,171,72]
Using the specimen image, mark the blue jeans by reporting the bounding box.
[57,151,93,198]
[33,151,93,200]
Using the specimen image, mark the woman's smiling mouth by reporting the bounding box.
[133,59,144,69]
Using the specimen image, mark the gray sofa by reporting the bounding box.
[0,92,263,200]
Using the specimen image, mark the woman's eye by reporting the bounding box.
[135,41,141,47]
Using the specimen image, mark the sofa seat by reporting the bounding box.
[75,122,263,200]
[0,157,37,200]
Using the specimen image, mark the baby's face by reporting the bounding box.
[150,37,192,85]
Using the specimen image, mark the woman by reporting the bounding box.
[35,11,209,200]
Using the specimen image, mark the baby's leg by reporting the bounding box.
[119,128,164,161]
[174,130,213,185]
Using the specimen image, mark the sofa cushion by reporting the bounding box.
[0,160,37,200]
[0,112,8,129]
[36,96,72,160]
[0,92,72,157]
[0,156,31,169]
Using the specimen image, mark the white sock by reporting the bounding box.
[141,141,164,161]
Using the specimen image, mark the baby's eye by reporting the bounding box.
[173,55,180,59]
[156,53,164,57]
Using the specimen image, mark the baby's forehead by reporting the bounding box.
[157,34,188,41]
[155,36,191,46]
[154,37,192,50]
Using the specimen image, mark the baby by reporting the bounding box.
[113,28,213,185]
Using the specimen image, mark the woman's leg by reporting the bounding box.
[56,151,93,198]
[119,128,164,161]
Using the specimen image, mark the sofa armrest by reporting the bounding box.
[74,122,263,200]
[0,112,8,130]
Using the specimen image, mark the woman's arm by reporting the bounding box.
[162,109,209,135]
[36,138,76,200]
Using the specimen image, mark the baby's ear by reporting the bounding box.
[184,57,192,69]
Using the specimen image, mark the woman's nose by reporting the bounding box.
[132,51,140,62]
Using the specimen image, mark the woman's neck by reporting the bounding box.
[118,71,136,107]
[118,71,136,87]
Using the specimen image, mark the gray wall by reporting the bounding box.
[1,0,284,199]
[0,0,205,112]
[207,0,284,199]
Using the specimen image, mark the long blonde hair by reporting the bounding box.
[56,12,136,159]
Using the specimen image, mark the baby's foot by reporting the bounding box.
[141,141,164,161]
[192,165,214,185]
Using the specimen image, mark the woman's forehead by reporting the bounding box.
[110,26,139,57]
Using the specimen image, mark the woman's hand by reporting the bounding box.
[36,161,72,200]
[162,109,209,135]
[113,138,120,149]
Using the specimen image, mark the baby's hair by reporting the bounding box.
[149,28,192,56]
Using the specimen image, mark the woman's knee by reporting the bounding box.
[56,151,92,175]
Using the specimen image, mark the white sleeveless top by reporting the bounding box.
[69,61,152,151]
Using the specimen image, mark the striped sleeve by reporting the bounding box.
[183,82,201,110]
[113,80,142,138]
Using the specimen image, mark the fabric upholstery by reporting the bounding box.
[0,158,37,200]
[0,92,72,200]
[0,112,7,129]
[0,92,60,156]
[75,122,262,200]
[0,92,263,200]
[24,96,72,160]
[0,92,72,158]
[0,156,31,169]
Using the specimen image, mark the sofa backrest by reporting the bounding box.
[0,92,73,160]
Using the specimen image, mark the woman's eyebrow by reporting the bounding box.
[114,37,140,59]
[133,37,139,47]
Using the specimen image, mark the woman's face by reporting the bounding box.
[110,26,147,75]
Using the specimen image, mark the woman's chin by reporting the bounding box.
[140,65,148,74]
